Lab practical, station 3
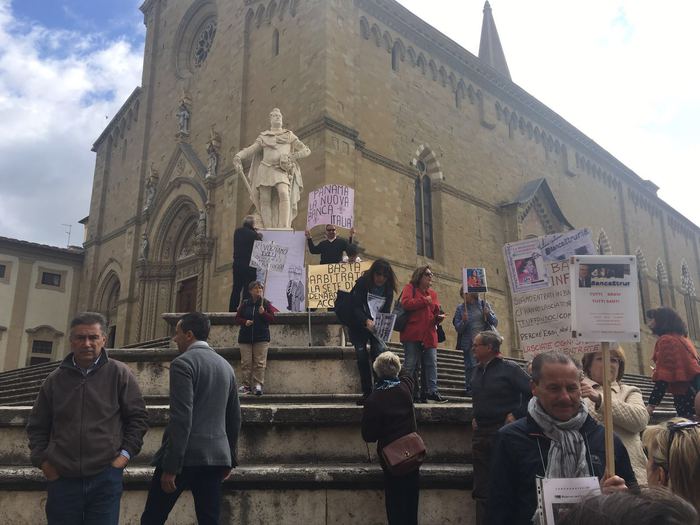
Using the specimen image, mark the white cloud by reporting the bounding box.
[0,0,143,246]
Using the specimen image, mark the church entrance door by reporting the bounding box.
[176,277,198,313]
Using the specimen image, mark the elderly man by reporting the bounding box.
[141,312,241,525]
[233,107,310,228]
[470,330,531,525]
[488,351,636,525]
[229,214,263,311]
[27,312,148,524]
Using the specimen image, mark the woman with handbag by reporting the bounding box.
[645,307,700,419]
[453,288,498,396]
[399,265,447,403]
[348,259,397,404]
[362,351,423,525]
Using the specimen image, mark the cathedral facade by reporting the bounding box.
[79,0,700,374]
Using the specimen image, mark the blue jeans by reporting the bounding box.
[462,347,477,393]
[46,465,123,525]
[402,342,438,395]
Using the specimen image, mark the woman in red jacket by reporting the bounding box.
[646,307,700,419]
[399,265,447,403]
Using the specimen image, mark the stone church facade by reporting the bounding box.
[79,0,700,374]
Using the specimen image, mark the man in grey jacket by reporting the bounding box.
[141,312,241,525]
[27,311,149,525]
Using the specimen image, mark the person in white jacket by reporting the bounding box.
[580,346,649,485]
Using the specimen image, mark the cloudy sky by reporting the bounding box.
[1,0,698,247]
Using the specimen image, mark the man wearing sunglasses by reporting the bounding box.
[305,224,355,264]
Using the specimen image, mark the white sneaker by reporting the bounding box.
[254,384,263,396]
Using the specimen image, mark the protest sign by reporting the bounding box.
[374,313,397,342]
[505,229,599,357]
[254,230,306,312]
[504,238,549,294]
[307,261,371,308]
[306,184,354,231]
[250,240,289,273]
[571,255,640,342]
[463,268,488,293]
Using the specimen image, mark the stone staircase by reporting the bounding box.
[0,313,675,524]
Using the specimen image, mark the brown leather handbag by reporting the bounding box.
[381,432,427,476]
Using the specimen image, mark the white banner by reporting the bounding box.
[254,230,306,312]
[504,238,549,294]
[250,240,289,273]
[306,184,354,231]
[374,313,397,342]
[571,255,640,342]
[506,229,599,356]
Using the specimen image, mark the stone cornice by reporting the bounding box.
[433,181,497,213]
[92,87,142,151]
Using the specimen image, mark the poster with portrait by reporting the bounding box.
[571,255,640,342]
[306,184,354,231]
[463,267,488,293]
[505,229,599,356]
[254,230,307,313]
[504,238,549,294]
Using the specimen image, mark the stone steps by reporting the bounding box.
[0,464,473,525]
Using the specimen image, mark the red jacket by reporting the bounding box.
[652,334,700,394]
[399,283,441,348]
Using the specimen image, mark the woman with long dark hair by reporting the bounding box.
[348,258,397,404]
[646,307,700,419]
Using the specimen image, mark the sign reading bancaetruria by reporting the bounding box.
[570,255,640,342]
[307,261,371,308]
[306,184,354,230]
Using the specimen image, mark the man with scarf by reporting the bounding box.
[488,351,636,525]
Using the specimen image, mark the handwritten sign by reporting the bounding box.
[250,240,289,273]
[307,261,371,308]
[306,184,354,230]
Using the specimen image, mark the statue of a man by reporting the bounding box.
[176,102,190,135]
[233,108,310,228]
[139,233,149,261]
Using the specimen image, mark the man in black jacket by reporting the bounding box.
[305,224,354,264]
[229,215,262,311]
[470,330,531,525]
[488,351,636,525]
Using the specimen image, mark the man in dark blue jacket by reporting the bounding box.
[488,351,636,525]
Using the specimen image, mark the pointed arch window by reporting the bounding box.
[391,44,400,72]
[681,262,698,340]
[656,260,667,306]
[272,28,280,56]
[414,161,433,258]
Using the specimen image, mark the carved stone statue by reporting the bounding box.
[206,143,218,179]
[143,165,159,211]
[176,101,190,136]
[139,233,149,261]
[233,108,310,229]
[196,209,207,238]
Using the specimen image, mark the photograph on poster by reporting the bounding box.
[570,256,640,342]
[463,267,488,293]
[504,238,549,294]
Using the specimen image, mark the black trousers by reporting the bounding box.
[141,466,226,525]
[229,265,257,311]
[383,468,420,525]
[472,423,502,525]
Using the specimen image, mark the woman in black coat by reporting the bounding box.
[362,351,420,525]
[348,258,397,403]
